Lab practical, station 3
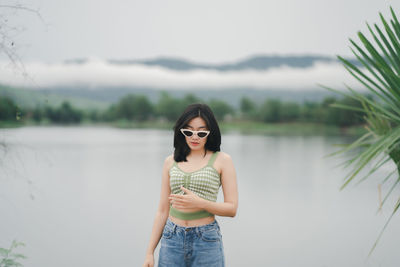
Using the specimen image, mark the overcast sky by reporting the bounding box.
[1,0,399,90]
[6,0,400,64]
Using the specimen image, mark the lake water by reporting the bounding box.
[0,126,399,267]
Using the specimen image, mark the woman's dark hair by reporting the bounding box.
[173,103,221,162]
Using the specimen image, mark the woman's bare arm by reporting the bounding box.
[143,155,173,261]
[199,152,238,217]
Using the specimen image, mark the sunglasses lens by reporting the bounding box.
[182,130,193,137]
[197,132,208,138]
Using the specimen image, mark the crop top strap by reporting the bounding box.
[207,151,219,167]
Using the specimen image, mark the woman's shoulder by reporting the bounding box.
[164,153,175,170]
[165,153,174,161]
[214,151,233,171]
[212,151,233,175]
[215,151,232,161]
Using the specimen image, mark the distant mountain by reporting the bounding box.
[0,85,110,110]
[1,54,363,110]
[64,54,360,72]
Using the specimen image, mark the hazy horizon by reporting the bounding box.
[3,0,400,64]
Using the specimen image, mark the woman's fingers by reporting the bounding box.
[169,193,199,209]
[169,196,192,209]
[170,198,195,209]
[172,202,190,209]
[169,195,186,202]
[169,194,184,198]
[170,197,185,204]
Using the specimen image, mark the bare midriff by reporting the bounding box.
[169,211,215,227]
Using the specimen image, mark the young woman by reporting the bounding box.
[142,103,238,267]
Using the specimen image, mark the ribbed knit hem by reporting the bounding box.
[169,206,214,220]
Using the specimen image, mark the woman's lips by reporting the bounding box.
[191,142,199,146]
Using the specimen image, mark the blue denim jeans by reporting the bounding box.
[158,217,225,267]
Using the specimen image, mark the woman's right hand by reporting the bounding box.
[142,254,154,267]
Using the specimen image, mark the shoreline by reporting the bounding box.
[0,119,367,137]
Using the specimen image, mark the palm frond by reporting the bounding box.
[368,196,400,256]
[320,7,400,254]
[322,7,400,255]
[340,125,400,190]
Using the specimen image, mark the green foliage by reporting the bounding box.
[320,96,337,124]
[182,93,202,107]
[299,101,319,122]
[0,96,19,121]
[321,96,365,126]
[44,101,82,123]
[321,6,400,255]
[259,99,302,122]
[115,94,154,121]
[0,89,369,127]
[86,109,101,122]
[207,99,235,121]
[0,240,26,267]
[240,97,258,120]
[32,104,43,122]
[103,103,118,122]
[260,98,282,122]
[281,101,301,122]
[155,91,187,121]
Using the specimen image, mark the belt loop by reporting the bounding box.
[172,223,177,233]
[215,220,220,230]
[195,226,201,238]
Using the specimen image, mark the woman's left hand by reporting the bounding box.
[169,186,205,209]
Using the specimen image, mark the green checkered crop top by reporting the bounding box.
[169,151,221,220]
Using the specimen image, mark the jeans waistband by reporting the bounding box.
[165,217,220,233]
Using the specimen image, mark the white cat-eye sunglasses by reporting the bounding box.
[180,129,210,138]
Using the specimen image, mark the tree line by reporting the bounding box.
[0,91,368,126]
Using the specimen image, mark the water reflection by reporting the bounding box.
[0,126,399,267]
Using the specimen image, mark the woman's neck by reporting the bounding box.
[188,148,208,159]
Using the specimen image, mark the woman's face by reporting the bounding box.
[182,117,209,152]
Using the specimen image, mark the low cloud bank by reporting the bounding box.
[0,58,364,91]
